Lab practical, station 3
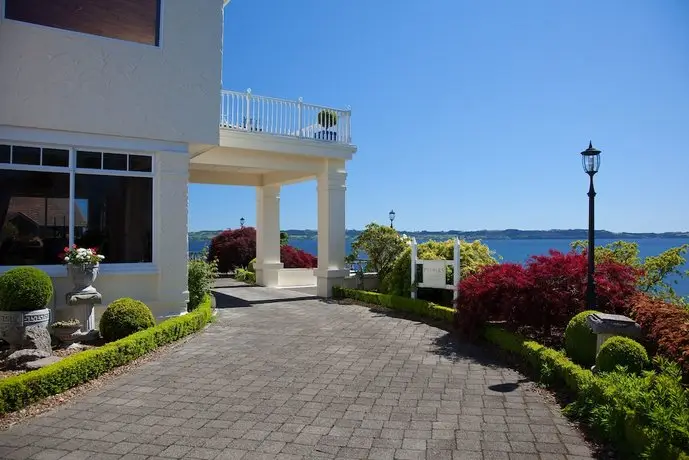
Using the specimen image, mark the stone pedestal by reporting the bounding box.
[587,312,641,357]
[64,291,102,332]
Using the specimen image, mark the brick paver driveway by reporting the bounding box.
[0,283,595,460]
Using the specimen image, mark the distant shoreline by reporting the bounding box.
[189,229,689,241]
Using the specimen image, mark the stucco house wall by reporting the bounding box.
[0,0,221,320]
[0,0,223,145]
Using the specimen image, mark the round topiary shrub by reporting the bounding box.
[596,336,649,374]
[0,267,53,311]
[99,298,156,342]
[564,310,600,367]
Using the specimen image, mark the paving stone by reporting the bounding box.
[0,283,596,459]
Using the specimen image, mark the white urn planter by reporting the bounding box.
[67,263,100,294]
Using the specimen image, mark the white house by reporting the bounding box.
[0,0,356,320]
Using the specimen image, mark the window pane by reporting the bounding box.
[0,145,9,164]
[42,148,69,167]
[129,155,152,172]
[76,150,101,169]
[0,170,70,265]
[75,174,153,263]
[12,146,41,165]
[4,0,161,46]
[103,153,127,171]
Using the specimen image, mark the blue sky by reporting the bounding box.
[188,0,689,233]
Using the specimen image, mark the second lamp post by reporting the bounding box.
[389,210,396,229]
[581,141,601,310]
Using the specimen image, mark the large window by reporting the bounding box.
[0,144,154,266]
[4,0,161,46]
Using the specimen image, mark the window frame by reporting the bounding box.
[1,0,163,48]
[0,141,157,275]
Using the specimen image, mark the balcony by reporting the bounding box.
[220,89,352,146]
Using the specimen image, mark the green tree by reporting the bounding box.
[571,240,689,304]
[350,223,407,283]
[280,231,289,246]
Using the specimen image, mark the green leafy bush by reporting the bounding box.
[0,296,212,414]
[234,268,256,284]
[99,298,156,342]
[188,255,218,311]
[568,357,689,459]
[248,258,256,273]
[597,336,649,374]
[382,238,496,297]
[565,310,600,367]
[350,223,408,283]
[0,267,53,311]
[333,286,454,324]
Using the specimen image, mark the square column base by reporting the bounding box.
[315,269,349,298]
[255,262,284,287]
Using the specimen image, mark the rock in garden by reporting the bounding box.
[6,349,50,370]
[16,325,52,354]
[71,329,100,343]
[24,356,62,370]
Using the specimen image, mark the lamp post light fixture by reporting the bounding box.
[581,141,601,310]
[240,217,245,228]
[389,209,396,229]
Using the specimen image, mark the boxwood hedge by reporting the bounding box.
[0,295,213,414]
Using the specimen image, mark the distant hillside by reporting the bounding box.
[189,228,689,241]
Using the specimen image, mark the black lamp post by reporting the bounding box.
[389,210,396,229]
[240,217,245,228]
[580,141,601,310]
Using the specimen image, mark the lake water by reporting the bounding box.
[189,237,689,296]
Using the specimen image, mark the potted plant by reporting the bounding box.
[316,109,338,141]
[62,245,105,294]
[0,267,53,349]
[50,319,82,343]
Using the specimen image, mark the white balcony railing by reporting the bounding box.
[220,89,352,145]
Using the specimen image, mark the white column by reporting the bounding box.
[156,152,189,318]
[315,160,348,297]
[255,184,283,286]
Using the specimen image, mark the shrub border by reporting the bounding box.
[333,288,689,459]
[0,296,213,414]
[332,286,454,324]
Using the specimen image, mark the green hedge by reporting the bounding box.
[332,286,454,324]
[0,296,213,414]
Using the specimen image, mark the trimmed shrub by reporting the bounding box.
[188,256,218,311]
[281,245,317,268]
[99,298,156,342]
[208,227,257,273]
[596,336,649,374]
[564,310,600,367]
[382,238,496,297]
[0,267,53,311]
[333,287,454,324]
[0,296,212,414]
[631,294,689,376]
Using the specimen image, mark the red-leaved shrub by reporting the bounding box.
[457,263,531,337]
[208,227,317,272]
[208,227,257,273]
[631,294,689,375]
[456,250,641,338]
[281,245,318,269]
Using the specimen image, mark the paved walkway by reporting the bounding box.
[0,282,595,459]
